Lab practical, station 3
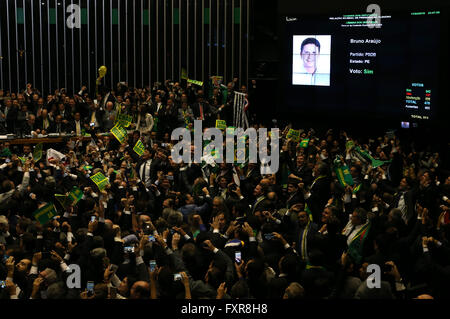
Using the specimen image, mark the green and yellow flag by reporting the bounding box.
[33,143,44,162]
[187,79,204,86]
[115,113,133,128]
[55,194,69,208]
[55,186,84,209]
[348,223,371,264]
[110,123,128,144]
[354,146,391,168]
[226,126,236,135]
[299,138,310,148]
[68,186,83,206]
[181,67,188,80]
[33,203,58,225]
[345,140,355,152]
[352,184,362,194]
[215,120,227,130]
[305,203,313,222]
[286,129,301,143]
[90,172,110,191]
[334,157,354,187]
[133,139,146,157]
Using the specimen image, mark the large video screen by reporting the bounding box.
[282,10,443,122]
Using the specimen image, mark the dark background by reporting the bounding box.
[251,0,450,133]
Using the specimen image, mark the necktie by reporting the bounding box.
[199,104,204,120]
[76,121,81,135]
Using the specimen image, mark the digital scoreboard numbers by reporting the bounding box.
[405,83,431,120]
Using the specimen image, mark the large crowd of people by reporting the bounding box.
[0,78,449,299]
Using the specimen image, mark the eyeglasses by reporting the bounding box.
[301,52,318,57]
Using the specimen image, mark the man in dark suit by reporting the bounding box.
[129,149,162,189]
[56,102,72,123]
[36,108,53,134]
[4,99,18,134]
[68,112,85,136]
[151,93,165,116]
[381,177,417,228]
[305,162,331,223]
[289,154,313,186]
[192,90,213,126]
[21,114,39,136]
[158,98,178,135]
[285,179,304,209]
[49,115,70,134]
[85,100,104,132]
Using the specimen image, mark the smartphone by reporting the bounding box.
[264,233,274,241]
[235,251,242,264]
[124,246,134,253]
[2,255,9,262]
[0,280,6,289]
[149,260,157,272]
[148,235,156,242]
[87,281,95,296]
[173,273,182,281]
[90,216,96,223]
[166,175,174,181]
[90,122,95,127]
[110,286,117,299]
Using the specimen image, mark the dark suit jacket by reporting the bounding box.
[5,107,18,133]
[35,116,53,132]
[49,121,70,134]
[306,177,331,222]
[192,102,211,120]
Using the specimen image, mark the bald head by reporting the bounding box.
[130,281,150,299]
[260,178,270,187]
[283,282,304,299]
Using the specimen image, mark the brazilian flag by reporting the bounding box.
[348,223,371,264]
[299,139,310,148]
[334,157,354,187]
[33,203,58,225]
[305,203,313,222]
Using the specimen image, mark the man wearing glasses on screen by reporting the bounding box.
[301,38,321,74]
[296,37,330,86]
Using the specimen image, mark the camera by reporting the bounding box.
[86,281,94,296]
[173,273,182,281]
[235,251,242,264]
[235,216,246,225]
[149,260,157,272]
[124,246,135,253]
